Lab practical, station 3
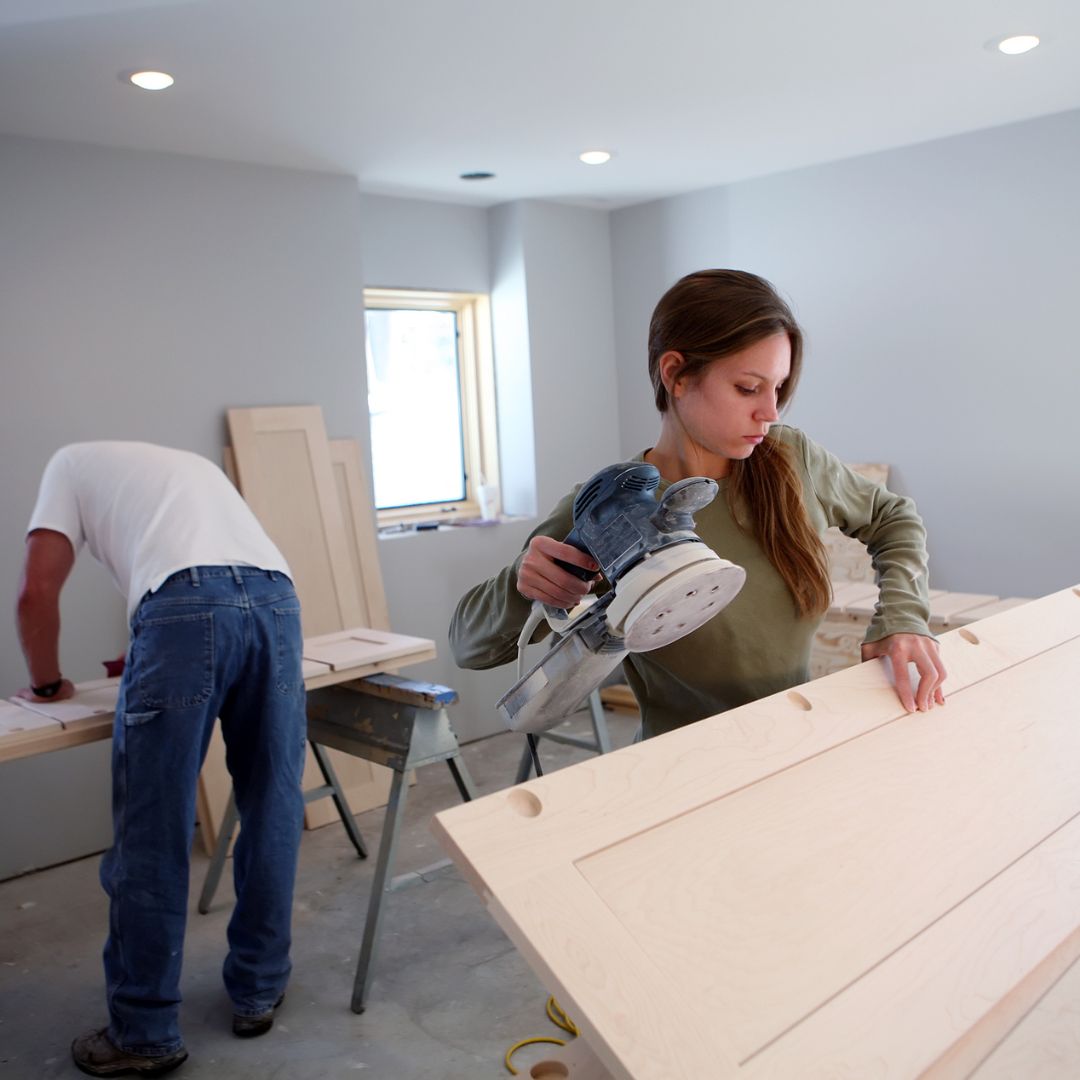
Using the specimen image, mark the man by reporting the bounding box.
[16,441,307,1077]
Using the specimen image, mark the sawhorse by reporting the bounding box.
[198,673,477,1013]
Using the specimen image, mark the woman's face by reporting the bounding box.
[669,332,791,466]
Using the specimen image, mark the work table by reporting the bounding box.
[0,626,435,765]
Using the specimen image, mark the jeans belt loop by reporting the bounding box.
[190,566,201,587]
[231,565,243,584]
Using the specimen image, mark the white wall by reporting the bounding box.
[1,134,368,877]
[611,109,1080,600]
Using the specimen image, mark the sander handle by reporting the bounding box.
[552,527,598,582]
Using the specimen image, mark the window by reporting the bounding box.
[364,289,498,525]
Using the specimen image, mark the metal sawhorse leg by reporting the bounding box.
[306,675,476,1013]
[515,688,612,783]
[197,740,367,916]
[199,673,476,1015]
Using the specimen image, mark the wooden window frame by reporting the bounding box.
[364,288,499,527]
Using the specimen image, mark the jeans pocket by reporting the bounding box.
[274,606,303,694]
[134,611,214,709]
[123,710,161,728]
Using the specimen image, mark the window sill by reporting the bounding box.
[377,514,529,539]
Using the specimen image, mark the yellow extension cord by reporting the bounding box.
[504,996,580,1075]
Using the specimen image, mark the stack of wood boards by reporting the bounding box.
[194,405,435,849]
[435,584,1080,1079]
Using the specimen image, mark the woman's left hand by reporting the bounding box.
[861,634,947,713]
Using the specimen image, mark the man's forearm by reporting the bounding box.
[16,590,63,686]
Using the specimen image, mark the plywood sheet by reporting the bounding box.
[434,586,1080,1080]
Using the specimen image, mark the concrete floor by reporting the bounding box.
[0,711,637,1080]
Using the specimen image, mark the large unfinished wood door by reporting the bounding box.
[435,586,1080,1079]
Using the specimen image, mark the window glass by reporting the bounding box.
[365,307,465,509]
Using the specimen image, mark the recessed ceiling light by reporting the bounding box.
[995,34,1040,55]
[128,70,175,91]
[460,171,495,181]
[579,150,612,166]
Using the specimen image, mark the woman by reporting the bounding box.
[450,269,946,739]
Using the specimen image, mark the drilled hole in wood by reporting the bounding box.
[959,628,980,645]
[787,690,813,711]
[530,1064,570,1080]
[508,789,543,818]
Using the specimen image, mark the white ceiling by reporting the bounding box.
[1,0,1078,208]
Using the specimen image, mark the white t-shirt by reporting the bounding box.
[27,442,292,619]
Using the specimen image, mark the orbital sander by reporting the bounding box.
[498,461,746,733]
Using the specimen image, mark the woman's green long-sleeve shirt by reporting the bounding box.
[449,426,933,738]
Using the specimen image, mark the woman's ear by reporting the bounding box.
[658,351,686,399]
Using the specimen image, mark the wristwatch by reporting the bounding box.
[31,678,64,699]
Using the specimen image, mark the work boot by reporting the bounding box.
[71,1028,188,1077]
[231,992,285,1038]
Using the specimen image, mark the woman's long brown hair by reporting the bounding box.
[647,269,831,617]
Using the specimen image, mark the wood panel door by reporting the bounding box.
[435,586,1080,1079]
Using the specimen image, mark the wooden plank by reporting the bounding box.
[808,612,865,677]
[0,679,119,763]
[329,438,390,632]
[953,596,1030,623]
[966,947,1080,1079]
[845,585,945,619]
[0,701,67,763]
[826,580,880,615]
[227,406,365,637]
[302,628,434,671]
[599,684,639,714]
[434,585,1080,1080]
[0,713,113,763]
[927,590,998,628]
[300,646,435,691]
[8,680,119,727]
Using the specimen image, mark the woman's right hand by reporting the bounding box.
[517,536,600,609]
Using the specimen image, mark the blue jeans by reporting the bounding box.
[100,567,306,1055]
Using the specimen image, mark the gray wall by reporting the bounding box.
[611,109,1080,600]
[1,134,368,878]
